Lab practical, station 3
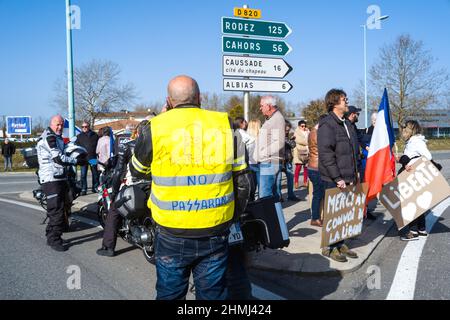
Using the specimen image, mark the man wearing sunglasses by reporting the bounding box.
[318,89,359,263]
[75,121,99,195]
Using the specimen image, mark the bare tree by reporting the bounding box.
[285,101,300,118]
[352,80,380,116]
[444,85,450,110]
[369,34,449,130]
[201,92,225,111]
[32,116,50,135]
[54,60,138,126]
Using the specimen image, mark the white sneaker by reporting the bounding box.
[418,230,428,237]
[400,231,419,241]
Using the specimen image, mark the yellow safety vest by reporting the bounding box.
[146,107,246,235]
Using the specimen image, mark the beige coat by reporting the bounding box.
[293,127,309,165]
[254,110,286,163]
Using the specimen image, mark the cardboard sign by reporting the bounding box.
[379,158,450,230]
[321,183,368,248]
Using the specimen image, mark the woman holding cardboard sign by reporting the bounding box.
[397,120,433,241]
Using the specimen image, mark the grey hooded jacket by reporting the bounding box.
[37,128,77,184]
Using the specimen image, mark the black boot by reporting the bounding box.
[96,246,115,257]
[47,239,67,252]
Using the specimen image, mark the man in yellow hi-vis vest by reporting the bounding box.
[130,75,251,300]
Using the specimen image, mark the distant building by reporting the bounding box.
[392,109,450,138]
[93,111,156,135]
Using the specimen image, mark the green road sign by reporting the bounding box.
[222,17,292,39]
[222,36,292,57]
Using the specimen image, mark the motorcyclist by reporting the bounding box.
[36,115,87,252]
[96,120,151,257]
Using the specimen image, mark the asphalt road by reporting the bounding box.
[0,197,159,299]
[0,173,280,300]
[0,172,173,300]
[0,172,39,194]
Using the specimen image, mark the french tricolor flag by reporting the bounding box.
[364,89,396,201]
[62,118,81,144]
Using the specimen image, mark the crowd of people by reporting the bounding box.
[33,74,439,300]
[73,122,130,195]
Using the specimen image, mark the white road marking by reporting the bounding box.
[0,181,36,185]
[0,197,103,229]
[0,196,286,300]
[386,198,450,300]
[0,197,45,211]
[0,191,28,195]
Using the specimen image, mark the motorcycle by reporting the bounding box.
[113,182,156,263]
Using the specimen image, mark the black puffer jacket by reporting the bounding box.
[75,130,99,160]
[318,112,358,184]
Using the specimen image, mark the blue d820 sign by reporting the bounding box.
[7,116,32,135]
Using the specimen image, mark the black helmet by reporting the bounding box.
[65,145,88,161]
[66,138,88,160]
[115,184,151,219]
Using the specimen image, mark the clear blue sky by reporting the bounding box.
[1,0,449,123]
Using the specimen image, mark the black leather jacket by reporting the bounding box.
[110,139,137,198]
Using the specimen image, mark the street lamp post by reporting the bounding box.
[243,4,250,122]
[363,24,367,128]
[362,15,389,128]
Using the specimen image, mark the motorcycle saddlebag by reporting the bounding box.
[116,183,151,220]
[241,196,290,250]
[21,147,39,169]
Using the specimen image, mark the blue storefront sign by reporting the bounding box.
[7,116,32,135]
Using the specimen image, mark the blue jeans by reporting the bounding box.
[4,156,12,170]
[155,231,229,300]
[80,164,99,192]
[308,169,324,220]
[259,162,282,199]
[226,244,252,300]
[279,162,296,199]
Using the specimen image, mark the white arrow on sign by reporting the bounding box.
[223,55,293,79]
[223,78,293,93]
